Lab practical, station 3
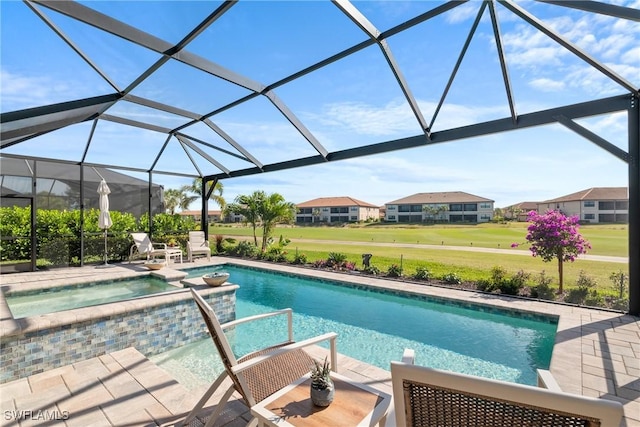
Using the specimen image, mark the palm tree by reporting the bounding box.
[164,188,197,214]
[258,192,295,250]
[182,178,226,215]
[225,191,295,250]
[226,191,264,246]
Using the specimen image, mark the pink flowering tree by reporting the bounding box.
[525,210,591,293]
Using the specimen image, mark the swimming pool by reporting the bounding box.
[5,276,178,318]
[152,264,557,388]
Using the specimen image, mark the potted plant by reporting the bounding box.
[167,238,177,248]
[310,357,334,407]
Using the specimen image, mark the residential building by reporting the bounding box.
[502,202,539,221]
[385,192,494,223]
[537,187,628,223]
[296,197,380,224]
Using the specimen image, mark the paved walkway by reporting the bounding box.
[0,259,638,426]
[289,238,629,263]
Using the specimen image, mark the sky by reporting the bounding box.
[1,0,639,210]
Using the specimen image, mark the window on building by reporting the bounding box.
[463,214,477,222]
[449,214,463,222]
[463,203,477,211]
[599,213,615,222]
[388,215,396,220]
[410,204,422,212]
[615,214,628,223]
[599,201,615,210]
[480,214,491,220]
[449,204,463,211]
[616,201,628,210]
[350,207,358,211]
[398,205,410,212]
[584,213,595,220]
[479,203,492,209]
[350,216,357,221]
[388,205,396,210]
[583,201,595,207]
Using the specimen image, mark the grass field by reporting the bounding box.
[210,223,629,292]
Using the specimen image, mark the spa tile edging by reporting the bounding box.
[0,285,237,384]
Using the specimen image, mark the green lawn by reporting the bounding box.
[211,222,628,256]
[210,223,629,292]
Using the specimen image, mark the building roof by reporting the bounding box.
[503,201,539,211]
[297,197,379,209]
[541,187,628,203]
[386,191,494,205]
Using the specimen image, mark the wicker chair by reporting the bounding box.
[181,288,338,427]
[389,349,623,427]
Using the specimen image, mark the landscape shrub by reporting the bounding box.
[531,271,556,300]
[230,241,258,258]
[386,264,403,277]
[498,270,529,295]
[412,266,432,281]
[442,272,462,285]
[292,252,307,265]
[565,270,598,305]
[362,265,380,275]
[326,252,348,269]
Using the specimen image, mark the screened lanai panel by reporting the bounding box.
[81,1,223,45]
[276,44,424,153]
[0,2,114,112]
[83,121,170,170]
[185,1,368,84]
[210,94,323,165]
[129,58,254,116]
[106,100,193,131]
[32,2,163,91]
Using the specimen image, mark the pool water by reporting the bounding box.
[152,265,557,389]
[6,277,177,318]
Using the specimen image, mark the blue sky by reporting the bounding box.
[1,0,638,209]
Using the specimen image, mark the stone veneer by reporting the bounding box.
[0,284,237,383]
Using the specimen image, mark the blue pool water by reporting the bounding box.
[6,277,177,318]
[151,264,557,388]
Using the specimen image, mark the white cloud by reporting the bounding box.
[445,3,479,24]
[0,68,67,110]
[528,78,565,92]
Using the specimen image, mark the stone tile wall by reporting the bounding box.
[0,286,236,383]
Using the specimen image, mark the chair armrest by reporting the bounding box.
[537,369,562,391]
[232,332,339,375]
[152,243,167,249]
[401,348,415,364]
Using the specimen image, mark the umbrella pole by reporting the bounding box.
[103,229,108,265]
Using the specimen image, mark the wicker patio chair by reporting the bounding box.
[388,349,623,427]
[181,288,338,427]
[187,231,211,262]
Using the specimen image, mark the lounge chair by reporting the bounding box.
[128,232,168,263]
[187,231,211,262]
[388,349,624,427]
[181,288,338,427]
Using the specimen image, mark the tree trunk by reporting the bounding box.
[557,256,564,293]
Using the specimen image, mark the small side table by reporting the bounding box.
[251,372,391,427]
[166,248,183,264]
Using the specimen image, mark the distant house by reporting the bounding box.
[179,210,223,222]
[385,191,494,223]
[296,197,380,224]
[537,187,628,223]
[502,202,539,221]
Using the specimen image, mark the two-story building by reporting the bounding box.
[296,197,380,224]
[385,191,494,223]
[537,187,628,223]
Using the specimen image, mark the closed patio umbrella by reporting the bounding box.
[97,179,114,268]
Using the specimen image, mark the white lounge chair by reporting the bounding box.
[388,349,624,427]
[128,232,168,263]
[187,231,211,262]
[180,288,338,427]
